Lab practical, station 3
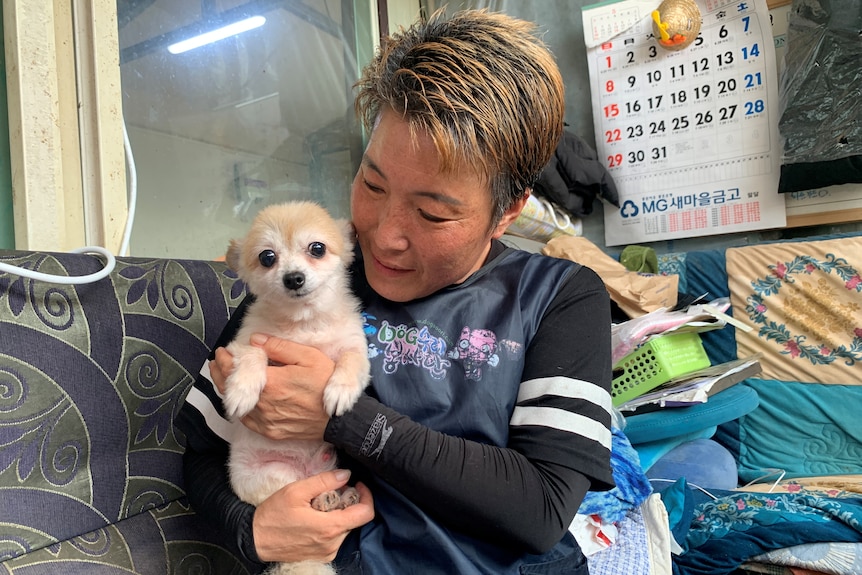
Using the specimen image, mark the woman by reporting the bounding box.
[178,9,614,574]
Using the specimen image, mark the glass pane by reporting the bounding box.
[117,0,373,259]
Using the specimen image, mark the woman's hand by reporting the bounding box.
[210,334,335,441]
[253,469,375,563]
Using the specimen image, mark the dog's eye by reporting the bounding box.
[308,242,326,258]
[258,250,277,268]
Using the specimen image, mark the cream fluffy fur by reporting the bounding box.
[223,201,370,575]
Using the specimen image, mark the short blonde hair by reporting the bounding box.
[354,9,565,222]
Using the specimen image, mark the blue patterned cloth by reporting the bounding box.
[579,427,652,523]
[663,480,862,575]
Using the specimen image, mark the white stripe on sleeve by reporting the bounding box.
[512,376,612,450]
[186,364,237,443]
[517,376,611,409]
[510,406,612,450]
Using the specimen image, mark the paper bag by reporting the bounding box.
[543,236,678,318]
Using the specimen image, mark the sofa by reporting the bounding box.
[0,250,253,574]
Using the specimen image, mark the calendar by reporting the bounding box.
[582,0,787,246]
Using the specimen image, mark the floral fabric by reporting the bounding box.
[726,236,862,384]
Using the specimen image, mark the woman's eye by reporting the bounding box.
[419,210,447,223]
[308,242,326,258]
[364,180,384,193]
[258,249,277,267]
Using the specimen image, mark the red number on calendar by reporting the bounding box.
[606,80,615,93]
[603,104,620,118]
[605,128,621,143]
[607,154,623,167]
[605,55,612,68]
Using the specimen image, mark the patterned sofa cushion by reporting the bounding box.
[0,250,248,568]
[0,500,249,574]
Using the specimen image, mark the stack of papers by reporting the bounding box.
[618,356,762,412]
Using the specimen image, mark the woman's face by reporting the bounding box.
[351,108,524,302]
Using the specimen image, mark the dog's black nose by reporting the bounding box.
[283,271,305,291]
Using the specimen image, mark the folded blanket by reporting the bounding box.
[663,480,862,575]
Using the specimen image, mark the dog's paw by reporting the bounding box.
[222,371,265,419]
[310,487,358,512]
[323,356,369,417]
[323,380,363,417]
[311,490,342,512]
[337,486,360,509]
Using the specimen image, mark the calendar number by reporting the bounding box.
[672,115,690,130]
[741,43,760,60]
[718,105,738,120]
[717,51,734,66]
[695,111,713,125]
[692,58,710,73]
[718,78,737,94]
[744,72,762,88]
[744,100,765,115]
[693,85,710,99]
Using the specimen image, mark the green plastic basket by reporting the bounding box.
[611,331,710,406]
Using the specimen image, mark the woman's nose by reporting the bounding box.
[374,201,410,251]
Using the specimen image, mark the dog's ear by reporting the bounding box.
[336,219,356,266]
[225,239,243,271]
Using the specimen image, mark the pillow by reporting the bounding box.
[715,379,862,483]
[726,234,862,384]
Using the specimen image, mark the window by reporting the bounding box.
[118,0,377,258]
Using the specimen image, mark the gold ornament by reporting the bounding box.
[651,0,702,51]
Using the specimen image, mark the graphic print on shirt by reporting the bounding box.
[375,319,452,378]
[447,327,499,381]
[362,313,383,359]
[365,314,524,382]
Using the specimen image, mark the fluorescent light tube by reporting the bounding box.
[168,15,266,54]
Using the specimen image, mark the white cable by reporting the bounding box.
[1,118,137,285]
[119,121,137,256]
[0,246,116,285]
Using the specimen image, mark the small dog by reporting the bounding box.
[223,201,370,575]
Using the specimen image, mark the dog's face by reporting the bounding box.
[226,201,354,302]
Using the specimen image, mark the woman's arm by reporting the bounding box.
[327,267,614,553]
[181,443,263,566]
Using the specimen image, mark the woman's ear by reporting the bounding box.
[491,192,530,239]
